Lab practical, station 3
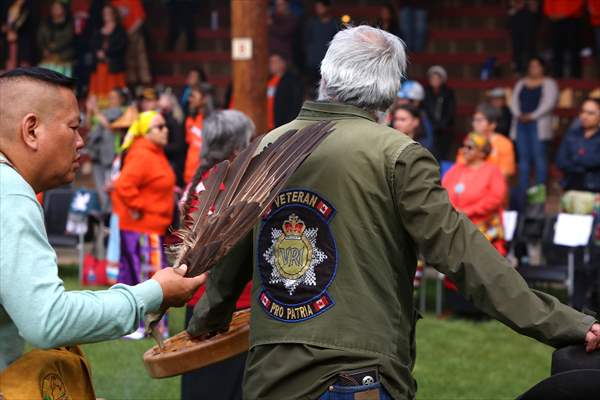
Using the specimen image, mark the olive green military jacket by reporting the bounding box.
[188,101,595,400]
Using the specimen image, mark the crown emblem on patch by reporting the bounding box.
[282,214,305,238]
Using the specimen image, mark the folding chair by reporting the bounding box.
[43,187,78,248]
[518,214,594,306]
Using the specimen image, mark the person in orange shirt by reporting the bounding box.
[112,110,176,339]
[456,102,516,178]
[444,132,508,255]
[183,83,214,184]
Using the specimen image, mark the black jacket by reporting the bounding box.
[91,25,127,73]
[163,112,187,187]
[423,85,456,135]
[274,70,304,128]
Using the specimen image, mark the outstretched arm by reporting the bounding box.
[393,143,597,348]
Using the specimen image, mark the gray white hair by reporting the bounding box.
[200,110,254,169]
[318,25,407,112]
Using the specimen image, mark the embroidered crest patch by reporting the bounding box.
[40,373,69,400]
[257,189,337,322]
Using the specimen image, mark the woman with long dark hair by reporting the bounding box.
[89,5,127,102]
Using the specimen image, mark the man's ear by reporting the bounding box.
[21,113,40,151]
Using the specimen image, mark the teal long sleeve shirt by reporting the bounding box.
[0,160,163,372]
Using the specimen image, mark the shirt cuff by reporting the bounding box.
[127,279,163,313]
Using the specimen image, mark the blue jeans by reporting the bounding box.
[400,7,428,52]
[516,121,547,209]
[319,382,393,400]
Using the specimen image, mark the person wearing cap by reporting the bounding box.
[139,87,158,112]
[423,65,456,161]
[487,87,512,137]
[112,110,177,339]
[187,26,600,400]
[395,80,435,154]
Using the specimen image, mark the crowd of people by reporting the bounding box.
[2,0,599,321]
[2,0,600,396]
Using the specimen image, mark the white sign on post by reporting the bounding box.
[232,38,253,60]
[553,213,594,247]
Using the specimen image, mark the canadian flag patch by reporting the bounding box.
[260,292,271,308]
[312,295,330,311]
[316,201,332,218]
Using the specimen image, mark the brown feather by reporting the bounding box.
[145,121,335,347]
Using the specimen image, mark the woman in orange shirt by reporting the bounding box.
[112,110,176,339]
[443,132,507,255]
[183,83,214,184]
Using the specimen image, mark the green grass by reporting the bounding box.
[57,266,554,400]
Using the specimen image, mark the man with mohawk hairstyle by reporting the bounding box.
[0,67,205,396]
[188,26,600,399]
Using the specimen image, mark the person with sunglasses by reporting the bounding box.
[443,132,508,256]
[112,110,176,339]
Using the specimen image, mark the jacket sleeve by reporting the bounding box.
[574,139,600,170]
[114,149,146,211]
[187,233,253,337]
[509,80,522,117]
[106,27,127,59]
[0,194,163,349]
[392,143,595,347]
[556,131,583,173]
[530,78,558,120]
[499,138,516,177]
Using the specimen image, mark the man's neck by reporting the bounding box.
[0,150,40,192]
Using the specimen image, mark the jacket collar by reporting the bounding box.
[297,101,376,122]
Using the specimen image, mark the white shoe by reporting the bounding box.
[122,328,145,340]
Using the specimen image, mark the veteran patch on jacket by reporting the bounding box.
[257,188,337,322]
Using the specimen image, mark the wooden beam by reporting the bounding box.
[231,0,268,135]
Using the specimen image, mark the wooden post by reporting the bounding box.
[231,0,269,135]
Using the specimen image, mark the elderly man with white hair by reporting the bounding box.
[188,26,600,399]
